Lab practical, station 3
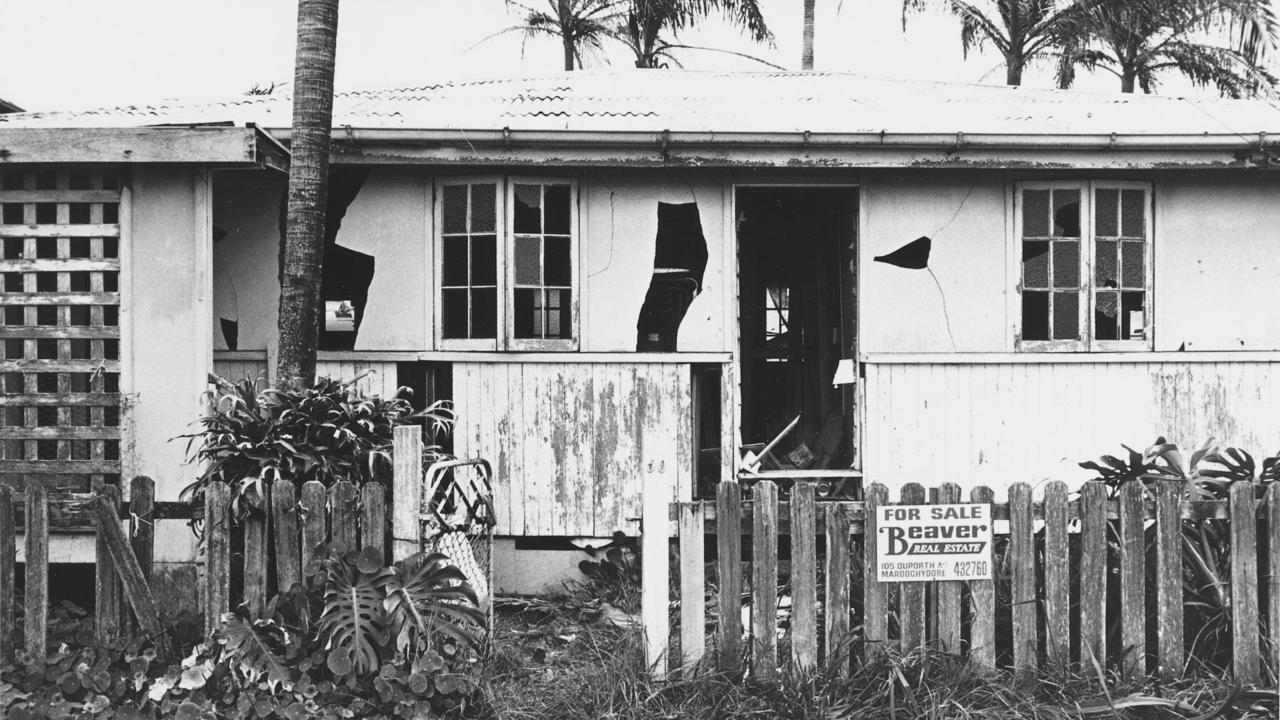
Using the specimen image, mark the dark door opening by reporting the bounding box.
[737,187,859,479]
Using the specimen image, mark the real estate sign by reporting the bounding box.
[875,504,993,582]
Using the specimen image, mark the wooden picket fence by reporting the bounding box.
[643,478,1280,684]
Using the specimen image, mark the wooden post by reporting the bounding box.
[968,486,996,669]
[94,484,122,641]
[825,502,851,676]
[204,482,231,633]
[862,483,887,661]
[24,483,48,671]
[87,495,169,656]
[391,425,423,561]
[716,481,742,673]
[898,483,926,654]
[678,502,705,671]
[242,508,268,617]
[750,480,778,681]
[790,483,817,671]
[1156,480,1184,681]
[360,483,387,557]
[640,456,672,679]
[1079,481,1108,672]
[935,483,962,655]
[1230,481,1260,685]
[329,481,358,553]
[1119,481,1146,679]
[1008,482,1036,676]
[1270,484,1280,685]
[271,481,302,592]
[1043,481,1070,671]
[0,485,14,664]
[128,477,155,582]
[300,480,327,570]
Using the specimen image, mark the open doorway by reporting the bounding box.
[736,186,859,484]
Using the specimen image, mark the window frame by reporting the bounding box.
[433,175,580,352]
[1012,179,1154,352]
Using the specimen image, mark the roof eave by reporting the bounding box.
[0,125,289,168]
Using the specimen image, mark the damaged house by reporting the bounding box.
[2,71,1280,590]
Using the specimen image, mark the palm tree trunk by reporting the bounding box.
[561,0,576,70]
[1005,55,1024,86]
[277,0,340,390]
[563,34,576,70]
[1121,69,1136,93]
[802,0,816,70]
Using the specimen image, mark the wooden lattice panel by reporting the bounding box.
[0,167,122,492]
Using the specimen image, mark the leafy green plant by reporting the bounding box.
[181,375,454,517]
[576,531,641,614]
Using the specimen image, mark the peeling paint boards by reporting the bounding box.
[453,361,692,536]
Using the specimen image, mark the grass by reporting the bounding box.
[468,589,1280,720]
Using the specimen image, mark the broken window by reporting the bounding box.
[436,177,577,350]
[1015,181,1151,350]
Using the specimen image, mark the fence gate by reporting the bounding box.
[0,166,123,492]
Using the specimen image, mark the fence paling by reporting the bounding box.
[656,478,1280,683]
[24,484,48,672]
[94,484,122,641]
[0,486,14,665]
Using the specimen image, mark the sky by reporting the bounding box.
[0,0,1264,112]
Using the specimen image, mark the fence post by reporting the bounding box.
[1008,482,1036,677]
[826,502,851,676]
[1156,480,1184,681]
[87,494,170,656]
[640,456,672,679]
[300,481,327,570]
[1269,484,1280,684]
[0,485,13,665]
[1080,481,1108,672]
[1230,481,1260,685]
[750,480,778,681]
[862,484,887,661]
[94,484,122,641]
[1119,480,1146,679]
[330,481,359,553]
[1043,480,1070,671]
[271,480,302,592]
[129,476,155,582]
[678,501,705,671]
[243,504,268,618]
[968,486,996,669]
[790,483,817,671]
[935,483,962,655]
[361,484,387,556]
[204,481,231,633]
[24,483,48,672]
[392,425,423,562]
[898,483,926,654]
[716,480,743,673]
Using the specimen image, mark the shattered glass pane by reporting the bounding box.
[1052,190,1080,237]
[1053,241,1079,287]
[1023,241,1049,288]
[514,236,541,285]
[1095,188,1118,237]
[441,236,467,286]
[1121,291,1144,339]
[1095,291,1119,340]
[1053,291,1079,340]
[1095,240,1117,287]
[1121,241,1144,288]
[1022,291,1049,341]
[513,185,542,234]
[441,288,467,338]
[550,289,571,338]
[544,185,571,234]
[544,236,571,286]
[514,288,540,339]
[471,288,497,338]
[1023,190,1049,237]
[471,235,497,286]
[1121,189,1145,237]
[471,184,497,233]
[442,185,467,233]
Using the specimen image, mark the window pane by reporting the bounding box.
[441,288,468,338]
[441,236,467,286]
[1121,291,1144,339]
[1022,291,1049,341]
[471,235,497,286]
[1023,190,1049,237]
[544,185,571,234]
[1052,190,1080,237]
[1053,241,1079,287]
[1095,291,1119,340]
[550,289,571,339]
[1023,241,1049,288]
[1053,291,1079,340]
[514,288,540,339]
[1095,240,1117,287]
[442,185,467,233]
[513,185,541,234]
[514,236,541,285]
[1121,241,1144,289]
[471,288,497,338]
[545,236,571,286]
[1121,189,1144,237]
[471,184,496,233]
[1095,188,1118,237]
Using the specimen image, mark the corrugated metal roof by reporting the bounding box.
[3,70,1280,139]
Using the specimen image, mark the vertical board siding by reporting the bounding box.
[863,360,1280,491]
[454,362,698,536]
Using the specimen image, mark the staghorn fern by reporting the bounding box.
[317,550,393,678]
[215,613,293,691]
[384,552,486,656]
